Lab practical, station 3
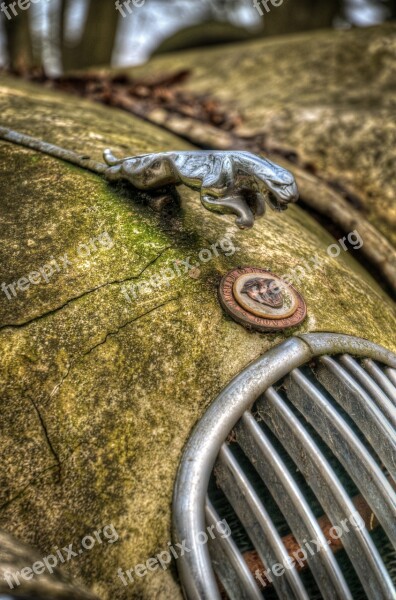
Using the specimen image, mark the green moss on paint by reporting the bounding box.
[0,71,394,600]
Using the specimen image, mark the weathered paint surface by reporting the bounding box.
[0,75,395,599]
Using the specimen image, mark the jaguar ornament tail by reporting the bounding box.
[0,128,298,230]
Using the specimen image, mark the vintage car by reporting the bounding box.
[0,24,395,600]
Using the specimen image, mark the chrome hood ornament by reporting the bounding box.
[103,149,299,229]
[0,127,298,230]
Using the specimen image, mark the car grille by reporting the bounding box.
[173,334,396,600]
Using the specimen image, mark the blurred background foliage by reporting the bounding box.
[0,0,395,74]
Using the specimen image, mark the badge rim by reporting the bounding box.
[218,266,307,333]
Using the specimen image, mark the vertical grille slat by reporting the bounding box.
[339,355,396,427]
[216,443,310,600]
[236,411,352,600]
[317,356,396,480]
[385,367,396,390]
[205,499,263,600]
[286,369,396,545]
[362,359,396,402]
[257,387,396,600]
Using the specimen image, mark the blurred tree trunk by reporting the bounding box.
[2,2,35,73]
[59,0,69,69]
[61,0,121,71]
[384,0,396,17]
[257,0,342,36]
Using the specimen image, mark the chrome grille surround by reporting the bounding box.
[172,333,396,600]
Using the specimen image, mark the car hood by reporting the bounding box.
[0,76,395,600]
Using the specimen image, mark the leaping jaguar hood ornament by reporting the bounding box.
[103,150,299,229]
[0,127,298,230]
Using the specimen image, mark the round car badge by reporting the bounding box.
[219,267,307,332]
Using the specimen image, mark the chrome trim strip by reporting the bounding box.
[236,412,351,600]
[296,334,396,367]
[173,337,311,600]
[259,387,396,600]
[173,334,396,600]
